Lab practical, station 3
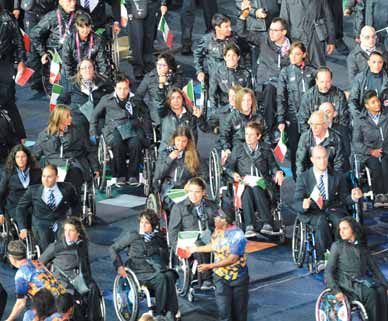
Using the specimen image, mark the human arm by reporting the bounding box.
[15,187,33,232]
[89,97,107,137]
[168,204,182,249]
[324,242,342,295]
[38,242,56,266]
[4,298,27,321]
[110,231,132,270]
[295,132,309,177]
[276,68,288,127]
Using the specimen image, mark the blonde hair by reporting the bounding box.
[234,88,257,114]
[47,105,71,135]
[74,58,95,86]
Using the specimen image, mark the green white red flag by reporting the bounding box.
[158,15,173,48]
[274,130,287,162]
[20,29,30,53]
[50,84,63,111]
[176,231,200,259]
[166,189,188,204]
[311,186,324,209]
[182,80,195,108]
[244,176,266,190]
[120,0,128,27]
[49,49,61,84]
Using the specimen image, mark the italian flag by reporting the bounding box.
[176,231,200,259]
[182,80,195,108]
[49,84,63,111]
[120,0,128,27]
[49,49,61,84]
[310,186,324,209]
[166,189,188,204]
[234,180,245,209]
[20,29,31,53]
[158,15,173,48]
[244,175,266,190]
[274,130,287,163]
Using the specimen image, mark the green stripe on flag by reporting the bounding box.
[52,83,63,95]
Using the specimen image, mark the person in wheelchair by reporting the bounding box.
[110,209,179,320]
[4,240,65,321]
[352,90,388,203]
[34,105,99,195]
[57,58,113,131]
[325,216,388,321]
[295,110,345,177]
[90,72,153,186]
[153,127,200,213]
[294,146,363,272]
[135,53,183,125]
[0,145,41,227]
[16,164,81,250]
[219,87,270,164]
[155,87,208,152]
[226,121,284,237]
[39,217,103,321]
[169,177,218,290]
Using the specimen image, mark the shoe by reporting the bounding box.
[317,260,326,273]
[128,177,139,186]
[335,39,349,55]
[375,193,385,203]
[260,223,273,234]
[245,225,256,238]
[181,45,192,55]
[200,280,214,290]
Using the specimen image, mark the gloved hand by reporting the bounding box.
[89,136,97,145]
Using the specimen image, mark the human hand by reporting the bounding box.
[370,148,383,158]
[19,229,28,239]
[112,21,121,34]
[169,149,180,160]
[117,266,128,278]
[335,292,345,301]
[233,172,241,182]
[303,198,311,210]
[275,171,284,186]
[278,123,286,132]
[343,9,351,16]
[0,215,4,225]
[351,187,363,200]
[159,75,167,85]
[240,0,251,19]
[89,136,97,145]
[326,44,335,55]
[255,8,267,19]
[197,72,205,83]
[221,149,231,165]
[160,5,167,15]
[198,263,212,272]
[41,53,49,65]
[192,106,203,118]
[17,61,26,75]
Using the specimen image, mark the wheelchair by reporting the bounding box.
[352,154,374,208]
[292,216,319,273]
[113,267,155,321]
[81,179,97,226]
[315,288,368,321]
[208,147,227,202]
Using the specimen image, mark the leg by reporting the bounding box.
[309,214,332,259]
[199,0,218,32]
[251,186,273,227]
[65,166,84,197]
[262,84,277,130]
[144,273,168,315]
[31,218,54,250]
[109,130,129,179]
[365,157,385,194]
[241,187,256,229]
[359,285,383,321]
[180,0,196,49]
[163,270,179,314]
[231,274,249,321]
[214,276,233,321]
[142,2,159,68]
[326,210,347,240]
[381,156,388,194]
[0,282,7,320]
[128,18,145,76]
[126,136,143,178]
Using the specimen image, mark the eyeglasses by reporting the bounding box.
[269,28,284,32]
[362,35,377,39]
[80,66,93,70]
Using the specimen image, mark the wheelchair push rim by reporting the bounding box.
[208,149,221,202]
[170,249,191,297]
[292,218,306,267]
[315,288,352,321]
[0,220,10,261]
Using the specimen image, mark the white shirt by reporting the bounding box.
[41,184,63,207]
[314,130,330,145]
[313,168,329,200]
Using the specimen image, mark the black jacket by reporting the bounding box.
[39,238,92,289]
[209,62,252,109]
[30,6,76,55]
[236,18,290,87]
[76,0,120,28]
[61,31,110,78]
[16,182,80,230]
[34,125,99,180]
[110,230,169,280]
[352,110,388,164]
[0,167,41,217]
[346,44,388,82]
[168,197,217,249]
[296,128,345,177]
[0,10,25,63]
[349,69,388,117]
[90,93,152,146]
[298,86,350,132]
[21,0,56,15]
[277,63,316,124]
[294,167,352,214]
[365,0,388,32]
[325,240,388,296]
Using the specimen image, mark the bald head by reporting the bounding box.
[360,26,377,49]
[319,102,336,123]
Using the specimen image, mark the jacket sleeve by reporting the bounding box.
[295,133,309,177]
[322,0,336,44]
[90,97,107,136]
[225,145,239,180]
[12,18,26,62]
[351,117,369,156]
[324,242,342,294]
[336,90,350,128]
[193,34,208,75]
[219,114,234,150]
[30,13,53,55]
[168,204,182,249]
[110,231,132,270]
[38,242,56,265]
[155,87,169,118]
[276,68,288,124]
[208,70,219,109]
[94,35,109,76]
[0,175,10,212]
[15,187,33,230]
[134,74,150,104]
[234,17,261,47]
[152,152,175,190]
[332,137,345,174]
[68,184,81,217]
[83,129,99,172]
[61,36,75,78]
[294,172,307,214]
[346,53,358,82]
[298,92,312,133]
[348,76,362,116]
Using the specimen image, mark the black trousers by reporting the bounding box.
[31,217,63,251]
[261,83,277,130]
[180,0,218,46]
[110,130,143,178]
[285,119,300,179]
[365,156,388,194]
[213,273,249,321]
[242,186,272,229]
[328,0,344,40]
[65,166,84,198]
[0,281,7,320]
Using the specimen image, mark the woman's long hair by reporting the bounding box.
[234,88,257,114]
[169,126,199,175]
[47,105,71,135]
[74,58,95,86]
[4,144,36,175]
[166,87,184,109]
[62,216,88,241]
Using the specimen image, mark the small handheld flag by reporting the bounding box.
[274,130,287,162]
[158,15,173,48]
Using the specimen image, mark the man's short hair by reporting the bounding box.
[316,66,333,79]
[271,17,288,32]
[364,89,379,105]
[44,163,58,176]
[7,240,26,260]
[308,110,330,125]
[311,145,328,158]
[211,13,231,29]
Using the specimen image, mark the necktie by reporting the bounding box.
[318,175,327,200]
[83,0,90,11]
[47,189,56,210]
[125,100,133,115]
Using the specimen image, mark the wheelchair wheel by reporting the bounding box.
[143,148,156,197]
[0,220,10,261]
[351,300,369,320]
[98,289,106,321]
[113,269,140,321]
[146,193,161,217]
[169,249,191,297]
[208,148,222,201]
[292,217,306,267]
[315,289,351,321]
[97,135,110,191]
[25,233,41,260]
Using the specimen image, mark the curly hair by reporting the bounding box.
[338,216,364,243]
[4,144,37,176]
[138,209,160,230]
[62,216,88,241]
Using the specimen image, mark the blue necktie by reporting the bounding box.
[47,189,56,210]
[318,175,327,200]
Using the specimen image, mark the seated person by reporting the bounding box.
[23,288,59,321]
[294,146,363,271]
[156,87,207,152]
[16,164,81,250]
[39,217,103,321]
[90,72,152,186]
[5,240,65,321]
[352,90,388,203]
[325,216,388,321]
[296,110,345,177]
[225,121,284,237]
[169,177,218,289]
[34,105,99,195]
[153,127,200,213]
[110,209,179,320]
[0,145,41,225]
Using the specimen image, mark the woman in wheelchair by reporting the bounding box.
[156,87,208,152]
[0,145,41,226]
[90,72,153,186]
[169,177,218,289]
[57,58,113,131]
[39,217,104,321]
[153,127,200,213]
[34,105,99,195]
[226,121,284,238]
[325,217,388,321]
[110,209,179,320]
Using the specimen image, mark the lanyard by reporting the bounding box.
[76,32,94,63]
[57,10,75,45]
